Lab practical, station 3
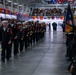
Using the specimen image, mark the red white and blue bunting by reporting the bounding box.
[31,16,64,20]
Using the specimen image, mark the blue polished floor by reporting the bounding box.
[0,29,70,75]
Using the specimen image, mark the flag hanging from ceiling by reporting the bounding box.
[56,16,60,19]
[32,16,36,20]
[5,9,9,14]
[36,16,39,19]
[51,16,55,19]
[60,16,64,20]
[40,16,43,20]
[47,16,51,19]
[65,3,74,33]
[0,8,5,14]
[44,16,47,19]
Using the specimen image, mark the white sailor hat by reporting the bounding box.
[17,22,21,25]
[25,21,28,23]
[2,20,8,24]
[22,22,26,24]
[22,21,28,24]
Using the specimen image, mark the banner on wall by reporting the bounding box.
[6,14,11,19]
[11,15,17,19]
[0,13,5,18]
[0,8,18,19]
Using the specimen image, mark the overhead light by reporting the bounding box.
[19,5,22,6]
[42,0,46,3]
[14,3,18,5]
[8,1,12,2]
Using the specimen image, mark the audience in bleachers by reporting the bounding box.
[31,8,76,16]
[31,8,63,16]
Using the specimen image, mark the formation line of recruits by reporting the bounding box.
[0,20,46,63]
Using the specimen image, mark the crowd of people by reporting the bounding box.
[31,8,63,16]
[31,8,76,16]
[0,18,46,63]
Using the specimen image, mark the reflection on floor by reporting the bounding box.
[0,30,70,75]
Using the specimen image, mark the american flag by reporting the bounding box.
[65,3,74,33]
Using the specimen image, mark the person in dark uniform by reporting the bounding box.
[68,18,76,75]
[27,25,30,47]
[61,21,65,32]
[65,27,74,61]
[49,23,51,30]
[68,19,76,60]
[65,34,74,61]
[8,20,14,58]
[72,19,76,58]
[42,22,46,38]
[29,25,33,46]
[52,22,57,31]
[32,24,36,44]
[35,22,39,42]
[38,24,41,41]
[18,22,24,53]
[12,21,19,56]
[0,21,12,62]
[34,22,37,43]
[23,22,28,50]
[66,19,76,75]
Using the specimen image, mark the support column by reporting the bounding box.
[3,0,6,8]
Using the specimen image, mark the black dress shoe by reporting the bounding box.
[65,54,68,57]
[67,58,72,62]
[1,60,5,63]
[7,58,9,61]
